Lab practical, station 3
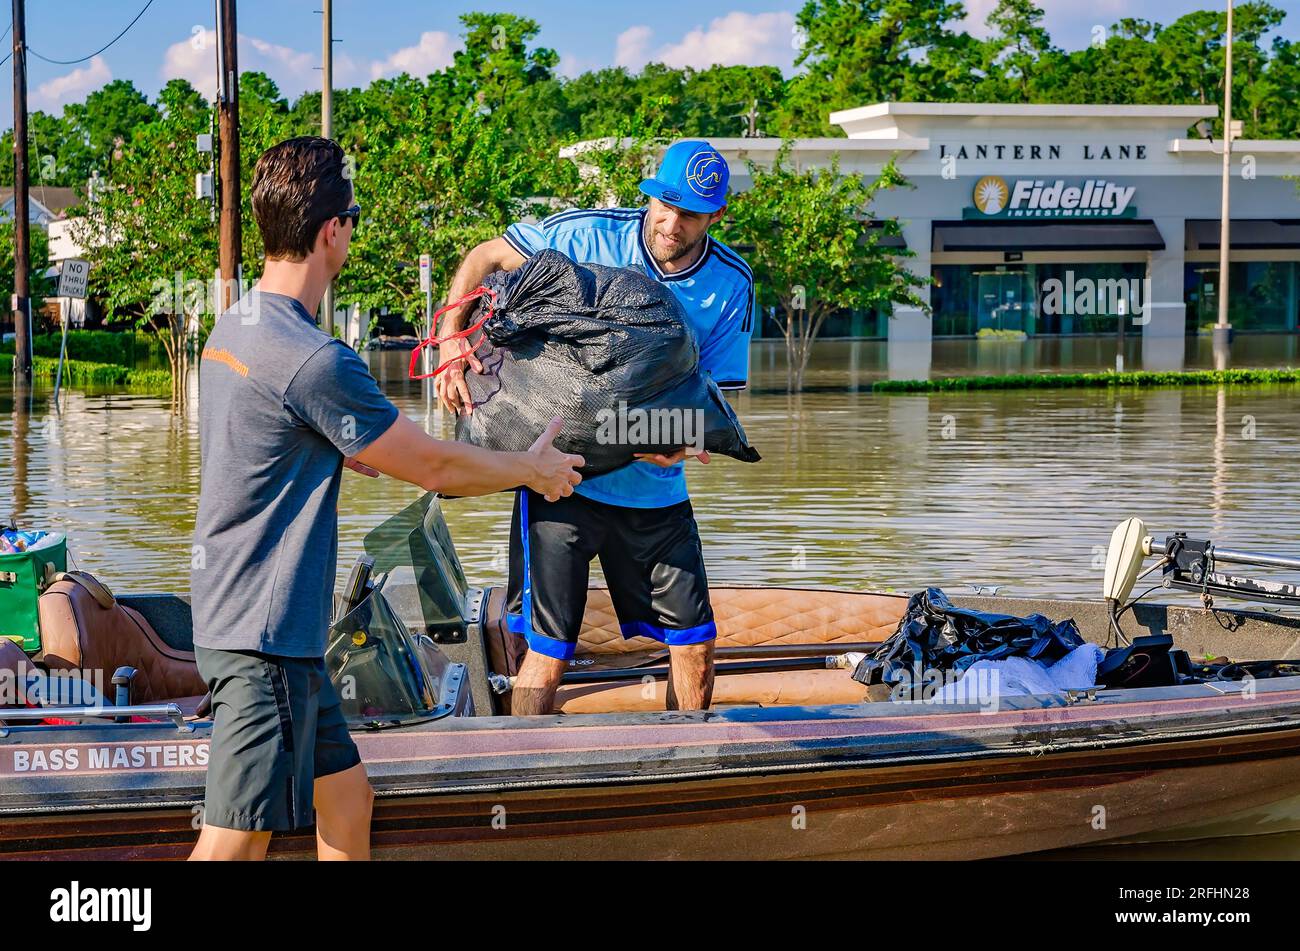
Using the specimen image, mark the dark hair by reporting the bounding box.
[251,136,352,261]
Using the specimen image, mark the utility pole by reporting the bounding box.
[217,0,241,313]
[10,0,31,380]
[320,0,335,336]
[1215,0,1234,344]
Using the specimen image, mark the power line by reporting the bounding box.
[28,0,155,66]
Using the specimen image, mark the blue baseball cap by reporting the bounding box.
[640,140,730,214]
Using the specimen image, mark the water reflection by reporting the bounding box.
[6,368,1299,608]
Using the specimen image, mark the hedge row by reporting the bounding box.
[872,367,1300,393]
[26,355,172,390]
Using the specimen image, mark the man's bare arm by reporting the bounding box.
[354,414,582,502]
[435,237,527,413]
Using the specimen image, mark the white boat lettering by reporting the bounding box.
[13,743,209,772]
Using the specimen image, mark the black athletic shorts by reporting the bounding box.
[194,646,362,833]
[506,489,716,661]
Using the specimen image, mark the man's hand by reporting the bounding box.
[526,417,585,502]
[434,334,484,416]
[344,457,380,477]
[634,447,712,468]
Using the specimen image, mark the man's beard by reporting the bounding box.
[642,216,705,265]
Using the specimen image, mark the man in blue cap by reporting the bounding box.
[437,140,755,716]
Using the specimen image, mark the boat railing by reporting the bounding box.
[0,703,193,736]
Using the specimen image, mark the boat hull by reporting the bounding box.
[5,680,1300,860]
[4,729,1300,861]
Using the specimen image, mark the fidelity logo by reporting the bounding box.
[970,175,1137,218]
[50,881,152,932]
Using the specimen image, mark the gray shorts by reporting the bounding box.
[195,646,362,833]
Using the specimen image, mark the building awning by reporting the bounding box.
[932,219,1165,253]
[1187,219,1300,250]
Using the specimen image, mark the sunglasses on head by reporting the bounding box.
[335,204,361,228]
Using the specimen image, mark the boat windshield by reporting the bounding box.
[361,492,471,639]
[323,493,468,728]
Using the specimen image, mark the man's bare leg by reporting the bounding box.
[189,824,272,861]
[511,651,567,716]
[666,641,715,711]
[314,762,374,860]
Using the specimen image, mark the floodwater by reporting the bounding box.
[4,335,1300,859]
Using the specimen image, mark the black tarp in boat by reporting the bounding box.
[852,587,1087,694]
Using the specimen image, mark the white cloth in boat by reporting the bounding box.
[931,643,1106,703]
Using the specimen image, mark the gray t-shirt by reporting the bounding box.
[191,290,399,657]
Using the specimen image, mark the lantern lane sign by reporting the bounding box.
[57,259,90,299]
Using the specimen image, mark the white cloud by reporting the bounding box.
[959,0,1000,39]
[963,0,1130,45]
[34,56,112,110]
[161,29,322,99]
[368,31,457,81]
[615,26,655,70]
[618,12,797,73]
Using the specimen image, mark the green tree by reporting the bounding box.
[339,96,537,325]
[62,79,159,179]
[557,96,678,209]
[70,100,216,407]
[0,224,54,328]
[983,0,1053,102]
[682,65,786,137]
[451,12,559,114]
[780,0,970,135]
[722,146,929,391]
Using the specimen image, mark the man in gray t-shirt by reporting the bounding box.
[189,137,583,861]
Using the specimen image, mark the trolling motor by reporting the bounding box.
[1103,518,1300,644]
[1094,518,1300,687]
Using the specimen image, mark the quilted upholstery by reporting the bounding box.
[38,578,208,704]
[576,586,907,655]
[483,585,907,671]
[554,669,868,714]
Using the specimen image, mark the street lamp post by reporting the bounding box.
[1214,0,1234,346]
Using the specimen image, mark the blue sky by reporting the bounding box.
[5,0,1297,122]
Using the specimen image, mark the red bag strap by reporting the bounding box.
[408,287,498,381]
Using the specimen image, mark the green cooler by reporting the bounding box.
[0,532,67,652]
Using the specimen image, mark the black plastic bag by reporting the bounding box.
[450,250,760,476]
[852,587,1086,693]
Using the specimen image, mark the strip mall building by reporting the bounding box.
[709,103,1300,346]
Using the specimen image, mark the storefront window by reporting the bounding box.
[753,304,888,340]
[1185,262,1300,333]
[933,263,1145,337]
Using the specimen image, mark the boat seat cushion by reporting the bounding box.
[481,585,907,712]
[38,576,208,704]
[553,669,868,713]
[484,585,907,676]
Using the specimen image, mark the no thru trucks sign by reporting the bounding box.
[57,259,90,299]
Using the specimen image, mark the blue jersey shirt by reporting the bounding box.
[504,207,755,509]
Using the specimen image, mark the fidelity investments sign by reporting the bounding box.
[965,176,1137,219]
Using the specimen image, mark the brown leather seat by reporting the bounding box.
[483,585,907,713]
[0,638,32,709]
[38,575,207,704]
